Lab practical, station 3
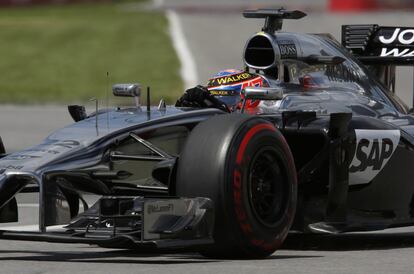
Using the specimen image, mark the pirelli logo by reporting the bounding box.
[208,72,255,87]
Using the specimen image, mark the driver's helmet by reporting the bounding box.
[207,69,268,111]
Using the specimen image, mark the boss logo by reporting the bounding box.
[280,44,297,56]
[349,130,400,185]
[278,40,297,59]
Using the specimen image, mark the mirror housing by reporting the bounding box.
[242,86,284,100]
[112,83,141,97]
[240,87,283,113]
[112,83,142,107]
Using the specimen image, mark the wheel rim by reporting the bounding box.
[248,147,288,228]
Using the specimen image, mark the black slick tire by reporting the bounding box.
[175,114,297,259]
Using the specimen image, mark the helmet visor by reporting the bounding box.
[208,89,240,108]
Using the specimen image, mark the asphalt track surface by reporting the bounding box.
[2,0,414,273]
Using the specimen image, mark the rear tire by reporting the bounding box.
[175,114,297,259]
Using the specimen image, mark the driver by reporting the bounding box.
[176,69,268,112]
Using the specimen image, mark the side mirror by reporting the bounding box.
[241,86,283,100]
[240,87,283,113]
[112,83,141,97]
[112,83,142,107]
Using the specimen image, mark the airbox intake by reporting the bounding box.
[243,33,279,70]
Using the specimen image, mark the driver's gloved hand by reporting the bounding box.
[175,85,229,113]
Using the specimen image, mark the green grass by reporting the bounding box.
[0,2,183,104]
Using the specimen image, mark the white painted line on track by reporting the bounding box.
[166,10,199,89]
[19,204,39,208]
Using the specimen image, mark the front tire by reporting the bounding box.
[175,114,297,258]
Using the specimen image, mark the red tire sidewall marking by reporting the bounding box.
[236,123,276,165]
[233,122,285,251]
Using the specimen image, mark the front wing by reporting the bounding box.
[0,196,214,250]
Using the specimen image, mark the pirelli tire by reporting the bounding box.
[175,114,297,259]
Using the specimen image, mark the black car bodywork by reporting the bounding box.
[1,9,414,258]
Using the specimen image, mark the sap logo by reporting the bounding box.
[379,28,414,45]
[349,129,400,185]
[349,138,393,172]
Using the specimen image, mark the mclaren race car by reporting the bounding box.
[1,9,414,259]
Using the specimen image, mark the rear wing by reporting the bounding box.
[342,25,414,65]
[342,25,414,96]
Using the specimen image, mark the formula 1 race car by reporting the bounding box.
[1,9,414,259]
